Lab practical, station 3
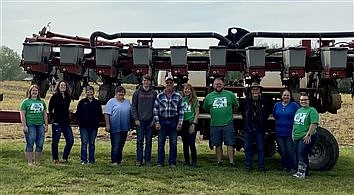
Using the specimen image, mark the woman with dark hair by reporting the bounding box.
[76,86,102,164]
[181,83,199,167]
[49,80,74,164]
[104,86,131,165]
[20,84,48,165]
[273,89,300,173]
[292,93,319,178]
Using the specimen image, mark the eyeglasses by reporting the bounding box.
[300,99,308,101]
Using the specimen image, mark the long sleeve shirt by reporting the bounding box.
[48,93,71,126]
[76,97,103,129]
[131,86,157,122]
[153,90,184,125]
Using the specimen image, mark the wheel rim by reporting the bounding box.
[309,142,325,165]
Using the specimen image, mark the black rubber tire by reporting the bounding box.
[264,132,277,158]
[309,127,339,170]
[32,76,49,98]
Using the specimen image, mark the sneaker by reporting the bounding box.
[81,161,87,165]
[145,161,151,167]
[293,171,305,178]
[136,161,142,167]
[229,162,236,168]
[258,167,267,172]
[217,161,223,166]
[61,159,69,164]
[52,160,60,164]
[183,162,190,167]
[157,164,163,167]
[111,162,118,166]
[191,162,197,168]
[245,167,253,172]
[170,164,176,168]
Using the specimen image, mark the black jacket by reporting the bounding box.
[76,97,103,129]
[49,93,71,125]
[240,96,272,132]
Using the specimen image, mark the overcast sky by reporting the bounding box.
[1,0,353,54]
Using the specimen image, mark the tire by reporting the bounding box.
[32,76,49,98]
[264,132,277,157]
[309,127,339,170]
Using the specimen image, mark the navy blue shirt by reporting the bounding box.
[76,97,103,129]
[273,101,300,137]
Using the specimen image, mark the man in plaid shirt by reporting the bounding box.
[154,74,184,167]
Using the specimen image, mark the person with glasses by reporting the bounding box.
[76,86,103,165]
[292,93,319,178]
[241,82,271,172]
[154,74,184,167]
[203,78,239,167]
[131,74,157,166]
[273,89,300,173]
[104,86,131,166]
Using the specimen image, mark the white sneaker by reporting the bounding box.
[111,162,118,166]
[292,171,305,178]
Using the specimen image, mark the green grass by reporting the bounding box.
[1,140,354,194]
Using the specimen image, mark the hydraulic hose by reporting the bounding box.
[236,32,354,48]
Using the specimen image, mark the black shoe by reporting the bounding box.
[183,162,190,167]
[229,162,236,168]
[217,161,223,166]
[136,161,142,167]
[245,167,253,172]
[191,162,197,168]
[258,167,267,172]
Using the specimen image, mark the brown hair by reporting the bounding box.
[54,80,71,96]
[281,88,294,101]
[142,74,152,81]
[183,83,197,106]
[115,86,126,94]
[26,84,41,100]
[86,85,94,93]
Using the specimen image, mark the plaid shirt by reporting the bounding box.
[154,90,184,125]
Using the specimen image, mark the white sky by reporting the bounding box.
[1,0,353,54]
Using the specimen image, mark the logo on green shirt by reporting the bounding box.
[212,97,227,108]
[294,113,307,125]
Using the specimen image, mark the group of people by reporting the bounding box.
[19,74,319,179]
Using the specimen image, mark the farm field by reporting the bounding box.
[0,81,354,194]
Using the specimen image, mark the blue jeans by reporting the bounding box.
[181,121,197,164]
[244,130,265,169]
[80,127,98,163]
[157,118,178,166]
[295,133,318,171]
[25,124,45,152]
[51,123,74,160]
[277,136,296,170]
[110,131,128,164]
[136,121,153,163]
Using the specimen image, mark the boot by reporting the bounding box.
[35,152,41,165]
[292,162,307,178]
[25,152,34,166]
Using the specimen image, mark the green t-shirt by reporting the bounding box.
[203,90,239,126]
[20,98,47,125]
[182,97,199,122]
[293,107,319,140]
